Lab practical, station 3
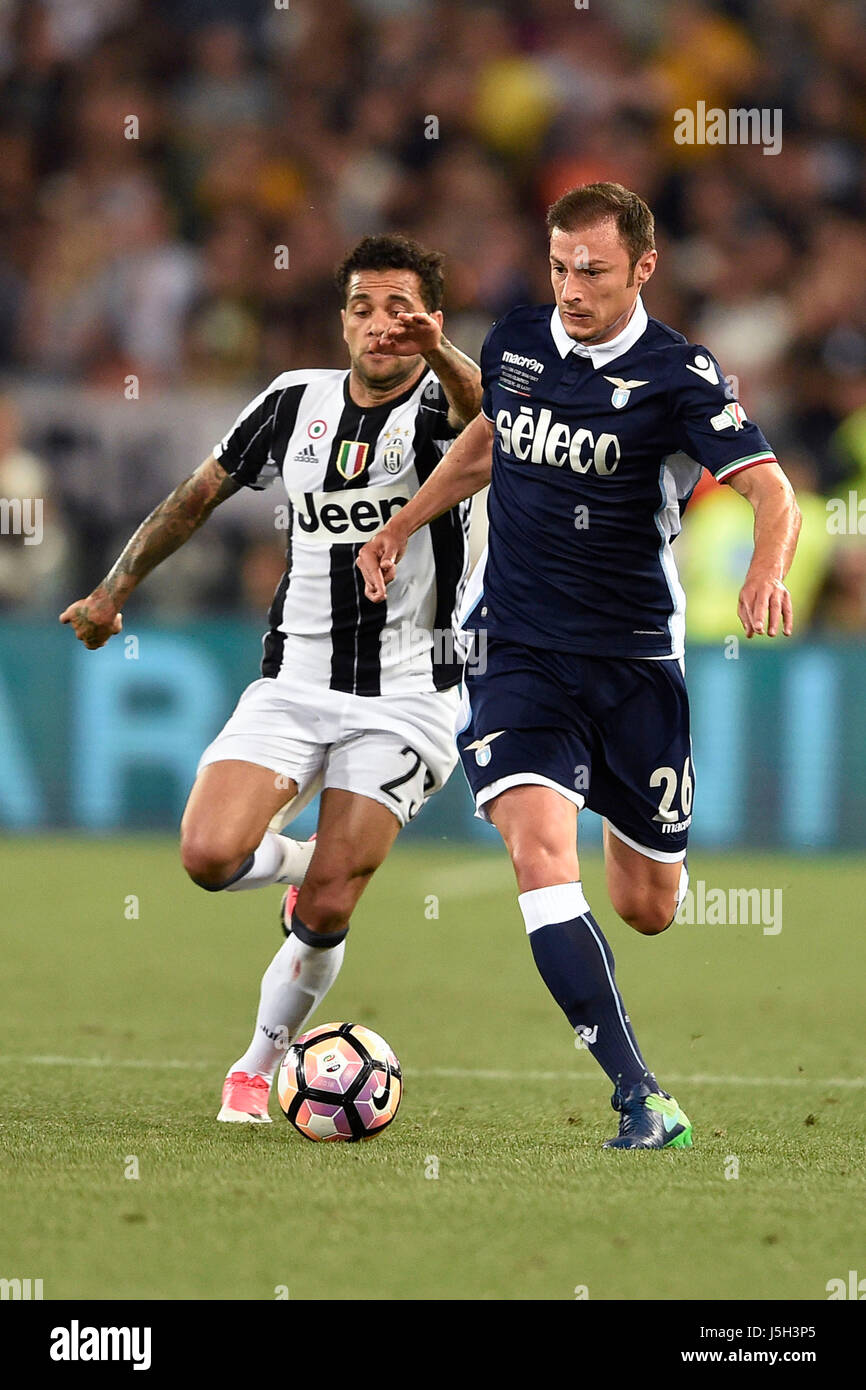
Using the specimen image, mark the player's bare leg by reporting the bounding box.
[602,823,686,935]
[488,784,580,892]
[219,789,402,1122]
[180,760,314,892]
[487,784,691,1149]
[292,787,402,930]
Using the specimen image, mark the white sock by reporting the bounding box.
[230,934,346,1081]
[224,832,315,892]
[677,859,689,908]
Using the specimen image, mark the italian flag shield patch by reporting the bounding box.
[336,440,369,479]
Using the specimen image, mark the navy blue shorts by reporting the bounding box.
[457,639,693,861]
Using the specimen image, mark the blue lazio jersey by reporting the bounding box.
[464,298,777,659]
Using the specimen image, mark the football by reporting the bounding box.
[277,1022,403,1142]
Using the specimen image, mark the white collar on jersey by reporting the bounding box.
[549,294,648,367]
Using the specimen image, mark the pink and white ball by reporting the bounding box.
[277,1022,403,1142]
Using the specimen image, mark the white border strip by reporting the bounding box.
[605,817,687,864]
[0,1055,862,1087]
[476,774,585,822]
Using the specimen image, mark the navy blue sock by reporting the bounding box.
[518,882,658,1092]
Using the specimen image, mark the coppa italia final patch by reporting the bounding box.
[499,351,544,398]
[710,402,748,432]
[336,440,369,479]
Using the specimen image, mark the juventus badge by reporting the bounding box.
[382,427,408,474]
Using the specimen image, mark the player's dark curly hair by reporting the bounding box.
[335,234,445,312]
[546,182,656,272]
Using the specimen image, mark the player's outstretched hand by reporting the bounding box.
[59,590,123,648]
[356,526,408,603]
[737,573,793,639]
[369,312,442,358]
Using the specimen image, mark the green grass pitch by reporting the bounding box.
[0,837,863,1301]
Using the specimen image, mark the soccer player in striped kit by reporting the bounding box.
[61,235,482,1122]
[357,185,802,1150]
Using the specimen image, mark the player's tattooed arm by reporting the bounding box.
[59,455,240,649]
[371,310,482,427]
[729,460,802,638]
[421,335,483,429]
[101,454,240,605]
[357,413,493,602]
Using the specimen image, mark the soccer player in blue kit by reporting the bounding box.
[357,183,802,1149]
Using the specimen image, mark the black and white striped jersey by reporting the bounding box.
[213,367,472,696]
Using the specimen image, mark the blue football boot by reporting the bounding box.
[603,1080,693,1149]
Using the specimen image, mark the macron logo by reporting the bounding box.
[502,351,544,373]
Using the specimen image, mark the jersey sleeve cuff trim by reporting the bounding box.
[480,408,494,422]
[715,452,777,483]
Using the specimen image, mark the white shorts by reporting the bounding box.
[197,677,460,829]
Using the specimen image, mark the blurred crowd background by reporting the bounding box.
[2,0,866,636]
